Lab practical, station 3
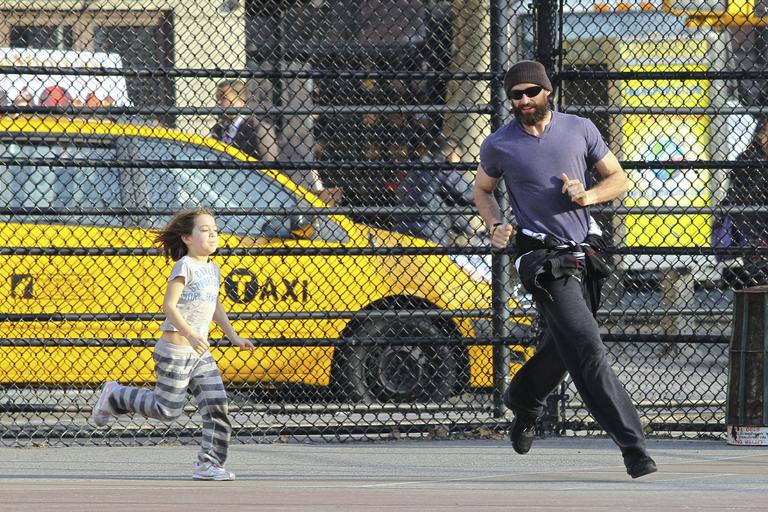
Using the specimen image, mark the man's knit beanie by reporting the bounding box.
[503,60,553,98]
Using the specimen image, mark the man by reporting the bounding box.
[211,79,279,162]
[473,60,657,479]
[211,79,339,205]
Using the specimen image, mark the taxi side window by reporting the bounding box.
[0,138,122,227]
[130,137,348,243]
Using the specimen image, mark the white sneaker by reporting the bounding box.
[192,461,236,481]
[90,381,118,427]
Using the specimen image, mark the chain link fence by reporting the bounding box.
[0,0,762,446]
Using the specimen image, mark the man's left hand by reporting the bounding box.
[560,173,593,206]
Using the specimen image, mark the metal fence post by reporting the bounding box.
[534,0,559,79]
[490,0,512,418]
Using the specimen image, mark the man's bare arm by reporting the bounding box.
[473,164,502,228]
[474,164,515,249]
[589,150,630,204]
[560,150,630,206]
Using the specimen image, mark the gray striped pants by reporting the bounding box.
[107,340,232,465]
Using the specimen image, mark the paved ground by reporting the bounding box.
[1,437,766,511]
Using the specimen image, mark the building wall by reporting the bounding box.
[0,0,246,135]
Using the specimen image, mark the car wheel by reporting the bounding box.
[339,317,457,403]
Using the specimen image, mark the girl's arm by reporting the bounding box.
[213,300,255,351]
[163,277,209,354]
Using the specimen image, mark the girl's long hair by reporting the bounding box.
[154,207,214,261]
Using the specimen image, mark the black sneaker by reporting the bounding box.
[509,415,537,454]
[626,456,658,479]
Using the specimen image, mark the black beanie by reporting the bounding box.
[503,60,553,98]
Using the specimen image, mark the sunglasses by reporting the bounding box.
[509,86,543,100]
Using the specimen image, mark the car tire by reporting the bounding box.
[338,316,457,403]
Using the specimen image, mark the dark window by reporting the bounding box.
[93,19,175,126]
[243,0,453,224]
[11,25,74,50]
[560,63,611,144]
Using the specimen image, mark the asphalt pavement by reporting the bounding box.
[1,437,766,511]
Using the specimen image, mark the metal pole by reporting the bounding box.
[535,0,558,81]
[490,0,512,418]
[534,0,561,435]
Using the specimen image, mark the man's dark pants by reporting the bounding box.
[504,275,649,463]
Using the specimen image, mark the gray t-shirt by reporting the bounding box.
[159,256,220,340]
[480,111,609,242]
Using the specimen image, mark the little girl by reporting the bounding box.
[91,207,254,481]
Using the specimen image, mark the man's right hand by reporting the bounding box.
[490,223,516,249]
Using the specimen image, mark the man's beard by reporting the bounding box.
[513,101,550,126]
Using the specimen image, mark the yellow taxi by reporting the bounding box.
[0,115,532,402]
